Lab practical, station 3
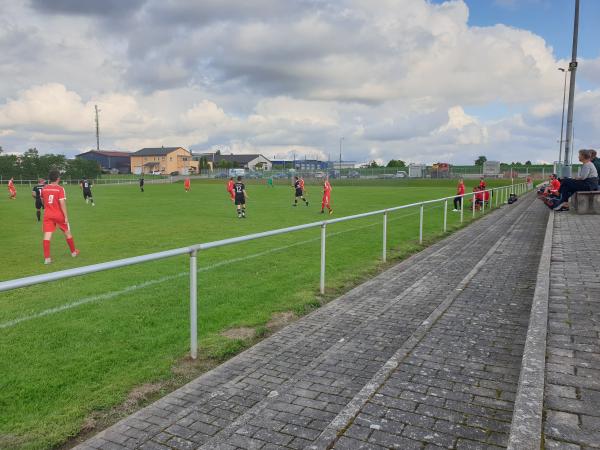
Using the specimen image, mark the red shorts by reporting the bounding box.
[228,190,234,199]
[43,217,69,233]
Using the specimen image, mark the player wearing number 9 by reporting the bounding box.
[40,170,79,264]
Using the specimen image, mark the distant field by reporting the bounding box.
[0,178,516,449]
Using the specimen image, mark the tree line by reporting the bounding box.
[0,148,101,180]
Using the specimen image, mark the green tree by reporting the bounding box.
[525,160,532,166]
[368,160,380,168]
[474,155,487,166]
[386,159,406,168]
[65,158,101,180]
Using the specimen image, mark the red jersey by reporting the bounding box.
[227,180,234,192]
[323,181,331,195]
[550,179,560,192]
[8,179,15,190]
[184,179,191,187]
[41,184,66,220]
[479,181,486,189]
[484,191,490,201]
[475,191,484,201]
[457,183,465,195]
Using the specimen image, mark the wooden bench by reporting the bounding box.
[572,191,600,214]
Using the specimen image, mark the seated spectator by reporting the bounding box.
[541,174,560,197]
[471,187,483,210]
[554,149,599,211]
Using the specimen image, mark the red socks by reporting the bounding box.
[43,240,51,259]
[66,238,76,253]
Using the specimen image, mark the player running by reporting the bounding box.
[320,177,333,215]
[233,176,248,218]
[227,177,235,202]
[32,178,45,221]
[41,170,79,264]
[80,177,95,206]
[184,177,191,192]
[8,177,16,199]
[292,176,309,207]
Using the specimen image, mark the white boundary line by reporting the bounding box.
[1,206,441,330]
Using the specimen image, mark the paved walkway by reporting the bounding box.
[543,213,600,449]
[76,195,549,450]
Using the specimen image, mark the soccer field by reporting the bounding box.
[0,178,515,449]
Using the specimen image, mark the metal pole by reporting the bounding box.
[558,67,568,164]
[563,0,579,178]
[460,194,464,223]
[482,193,485,214]
[189,250,198,360]
[419,205,424,244]
[472,193,476,218]
[320,223,326,294]
[443,200,447,232]
[382,211,387,262]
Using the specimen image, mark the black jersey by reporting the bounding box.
[32,183,44,200]
[81,180,92,191]
[294,180,301,190]
[234,182,245,196]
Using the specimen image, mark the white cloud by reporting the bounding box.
[0,0,598,164]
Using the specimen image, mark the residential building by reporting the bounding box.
[75,150,132,173]
[131,147,198,175]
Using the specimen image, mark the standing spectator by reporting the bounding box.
[526,175,533,190]
[8,177,16,199]
[554,149,599,211]
[478,176,486,190]
[139,176,144,192]
[453,178,465,211]
[591,150,600,177]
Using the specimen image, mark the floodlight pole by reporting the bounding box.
[339,137,344,173]
[563,0,580,178]
[557,68,568,164]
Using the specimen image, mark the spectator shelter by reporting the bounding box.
[131,147,198,175]
[75,150,132,174]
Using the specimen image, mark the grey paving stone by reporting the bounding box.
[76,196,543,449]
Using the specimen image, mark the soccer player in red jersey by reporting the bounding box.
[320,178,333,215]
[8,177,16,199]
[478,176,486,190]
[227,177,235,202]
[184,178,191,192]
[40,170,79,264]
[453,178,465,211]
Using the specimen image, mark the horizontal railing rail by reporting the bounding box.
[1,183,529,358]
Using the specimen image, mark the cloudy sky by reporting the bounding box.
[0,0,598,164]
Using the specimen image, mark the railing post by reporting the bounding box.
[472,194,476,218]
[460,194,464,223]
[495,188,499,207]
[482,192,486,214]
[320,223,326,294]
[189,250,198,360]
[382,211,387,263]
[443,200,447,232]
[419,205,424,244]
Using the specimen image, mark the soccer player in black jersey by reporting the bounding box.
[80,177,95,206]
[31,178,45,221]
[292,176,308,207]
[233,176,248,218]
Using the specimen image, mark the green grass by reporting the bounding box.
[0,178,516,449]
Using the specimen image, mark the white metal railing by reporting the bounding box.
[0,183,529,359]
